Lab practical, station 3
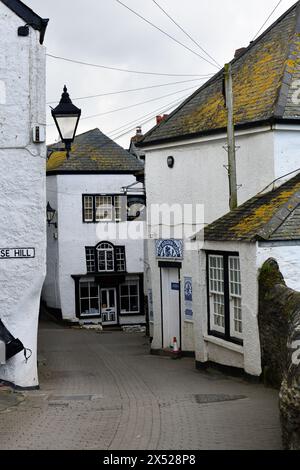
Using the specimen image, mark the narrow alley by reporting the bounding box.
[0,316,282,450]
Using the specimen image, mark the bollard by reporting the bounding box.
[0,339,5,365]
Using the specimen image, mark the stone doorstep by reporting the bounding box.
[0,385,25,412]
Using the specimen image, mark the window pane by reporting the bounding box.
[109,290,115,307]
[130,284,138,296]
[121,297,129,312]
[80,283,89,299]
[130,296,139,312]
[95,196,113,222]
[90,285,99,298]
[80,299,90,315]
[84,196,93,222]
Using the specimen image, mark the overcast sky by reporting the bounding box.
[25,0,297,148]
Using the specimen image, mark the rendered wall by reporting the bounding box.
[43,174,144,323]
[0,3,46,388]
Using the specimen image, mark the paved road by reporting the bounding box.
[0,318,282,450]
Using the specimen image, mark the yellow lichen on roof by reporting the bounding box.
[231,181,300,237]
[47,151,68,171]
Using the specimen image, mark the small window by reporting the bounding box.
[83,196,93,222]
[85,247,96,273]
[116,247,126,272]
[120,281,140,314]
[207,253,243,344]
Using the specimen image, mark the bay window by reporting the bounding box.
[85,243,126,273]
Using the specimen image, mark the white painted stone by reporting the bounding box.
[43,174,145,324]
[144,124,300,374]
[0,3,46,388]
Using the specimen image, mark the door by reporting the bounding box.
[161,268,181,349]
[100,288,118,325]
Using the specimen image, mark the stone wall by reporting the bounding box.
[258,258,300,450]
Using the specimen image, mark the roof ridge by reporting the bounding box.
[256,190,300,240]
[140,1,300,147]
[274,1,300,117]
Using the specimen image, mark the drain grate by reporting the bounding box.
[48,395,93,402]
[193,394,247,404]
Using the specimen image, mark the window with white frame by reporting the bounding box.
[207,253,243,343]
[85,247,96,273]
[208,255,225,334]
[83,195,124,223]
[83,196,93,222]
[229,256,243,338]
[85,243,126,273]
[116,246,126,272]
[97,242,114,272]
[120,281,140,314]
[80,281,100,316]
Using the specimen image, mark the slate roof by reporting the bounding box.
[47,128,144,175]
[140,1,300,147]
[203,173,300,243]
[0,0,49,44]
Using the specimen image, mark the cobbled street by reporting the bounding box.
[0,317,282,450]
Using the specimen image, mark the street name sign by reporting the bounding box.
[0,248,35,259]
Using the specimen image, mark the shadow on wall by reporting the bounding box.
[258,258,300,450]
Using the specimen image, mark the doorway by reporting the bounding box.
[160,267,181,349]
[100,288,118,325]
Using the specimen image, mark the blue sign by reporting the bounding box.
[156,240,183,260]
[171,283,180,291]
[184,277,193,319]
[184,278,193,302]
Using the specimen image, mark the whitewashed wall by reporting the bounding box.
[196,241,261,377]
[144,128,275,357]
[274,126,300,183]
[43,174,144,323]
[145,125,300,363]
[0,3,46,388]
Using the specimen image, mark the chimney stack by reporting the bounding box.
[156,114,169,125]
[234,47,247,59]
[136,126,142,136]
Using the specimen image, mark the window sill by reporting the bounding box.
[204,335,244,354]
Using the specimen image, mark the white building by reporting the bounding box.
[0,0,48,389]
[138,2,300,375]
[197,173,300,377]
[43,128,146,326]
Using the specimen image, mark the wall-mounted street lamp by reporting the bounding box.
[46,202,57,228]
[51,85,81,159]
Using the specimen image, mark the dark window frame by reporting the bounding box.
[206,250,243,347]
[85,242,126,274]
[82,194,124,224]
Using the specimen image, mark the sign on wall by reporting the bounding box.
[155,240,183,260]
[148,289,154,322]
[184,277,193,319]
[0,248,35,259]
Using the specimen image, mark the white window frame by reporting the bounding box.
[229,256,243,340]
[116,246,126,272]
[83,196,94,222]
[208,255,226,335]
[95,196,114,222]
[85,248,96,273]
[97,242,115,272]
[79,281,100,317]
[120,280,140,314]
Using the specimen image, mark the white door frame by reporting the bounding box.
[100,287,118,325]
[159,263,182,349]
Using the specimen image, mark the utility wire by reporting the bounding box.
[151,0,221,68]
[115,0,219,69]
[46,77,211,104]
[252,0,283,41]
[80,85,198,121]
[47,85,198,126]
[46,53,204,78]
[108,93,191,139]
